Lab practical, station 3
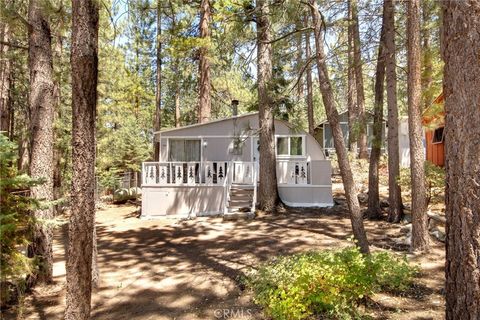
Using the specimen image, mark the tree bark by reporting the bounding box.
[309,0,369,254]
[0,18,12,135]
[421,0,434,109]
[367,10,386,219]
[153,0,162,161]
[351,0,368,159]
[52,33,63,215]
[384,0,403,223]
[65,0,99,318]
[443,1,480,318]
[174,59,181,128]
[198,0,211,123]
[305,21,314,135]
[27,0,55,285]
[257,0,279,213]
[295,19,304,100]
[347,0,357,152]
[407,0,429,252]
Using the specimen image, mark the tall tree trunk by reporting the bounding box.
[367,11,386,219]
[295,19,304,100]
[305,18,314,135]
[0,18,12,135]
[352,0,368,159]
[309,0,369,254]
[347,0,357,152]
[65,0,99,318]
[8,71,14,140]
[421,0,434,109]
[407,0,429,252]
[257,0,279,213]
[52,33,63,215]
[27,0,55,285]
[153,0,162,161]
[198,0,211,123]
[385,0,403,223]
[443,1,480,318]
[174,60,181,128]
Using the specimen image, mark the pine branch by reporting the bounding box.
[0,40,28,50]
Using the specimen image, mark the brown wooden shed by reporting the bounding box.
[422,93,445,167]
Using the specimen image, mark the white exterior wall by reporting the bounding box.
[142,186,225,217]
[399,117,411,168]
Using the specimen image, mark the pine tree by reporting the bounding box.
[27,0,55,284]
[367,5,386,219]
[385,0,403,223]
[198,0,211,123]
[407,0,429,252]
[257,0,280,213]
[443,0,480,318]
[65,0,99,318]
[309,0,369,254]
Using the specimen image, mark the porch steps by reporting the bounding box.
[224,184,255,219]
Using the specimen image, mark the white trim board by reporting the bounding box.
[282,200,334,208]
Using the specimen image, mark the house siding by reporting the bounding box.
[142,186,225,217]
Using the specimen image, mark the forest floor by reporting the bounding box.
[6,184,445,320]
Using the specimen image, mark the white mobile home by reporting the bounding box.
[141,113,333,218]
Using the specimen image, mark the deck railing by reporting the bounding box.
[142,161,230,186]
[276,160,309,185]
[142,160,312,186]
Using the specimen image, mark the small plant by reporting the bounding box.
[398,161,445,207]
[245,246,418,320]
[0,134,42,307]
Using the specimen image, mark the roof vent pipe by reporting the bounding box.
[231,99,239,117]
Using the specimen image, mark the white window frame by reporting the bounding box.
[275,134,306,159]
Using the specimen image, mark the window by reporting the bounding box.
[277,137,289,155]
[290,136,303,155]
[432,127,444,144]
[324,124,348,149]
[168,139,201,161]
[276,136,305,157]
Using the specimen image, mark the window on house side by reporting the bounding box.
[168,139,201,162]
[290,136,303,156]
[276,137,289,155]
[432,127,444,144]
[276,136,304,156]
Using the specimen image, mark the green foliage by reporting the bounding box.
[398,161,445,206]
[0,134,40,287]
[245,246,417,320]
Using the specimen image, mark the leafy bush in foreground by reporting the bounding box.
[0,134,41,306]
[245,247,417,320]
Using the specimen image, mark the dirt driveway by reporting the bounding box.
[10,203,445,320]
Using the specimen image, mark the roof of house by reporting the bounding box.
[422,92,445,129]
[154,112,259,134]
[315,109,385,127]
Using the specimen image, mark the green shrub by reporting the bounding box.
[245,246,417,320]
[0,134,42,305]
[398,161,445,206]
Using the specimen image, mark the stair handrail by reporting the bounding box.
[223,162,233,214]
[251,162,258,213]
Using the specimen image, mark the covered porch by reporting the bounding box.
[141,160,333,217]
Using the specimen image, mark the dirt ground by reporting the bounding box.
[4,188,445,320]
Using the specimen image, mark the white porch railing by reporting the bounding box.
[142,160,311,186]
[142,161,230,186]
[276,160,309,185]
